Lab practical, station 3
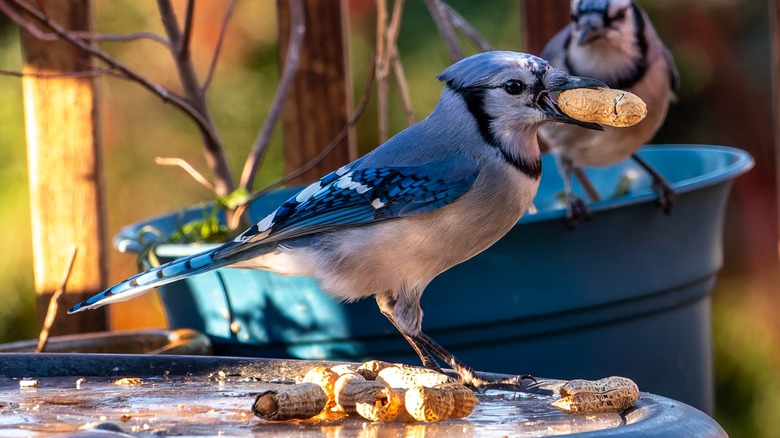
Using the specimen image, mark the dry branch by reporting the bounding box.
[239,0,306,192]
[36,246,78,352]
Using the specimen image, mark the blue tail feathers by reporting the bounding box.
[68,245,233,314]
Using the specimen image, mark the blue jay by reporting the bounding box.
[70,51,605,387]
[539,0,679,226]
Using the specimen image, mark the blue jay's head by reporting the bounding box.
[571,0,637,46]
[438,51,605,141]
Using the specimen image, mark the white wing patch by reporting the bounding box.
[335,173,371,194]
[296,181,324,203]
[371,198,386,210]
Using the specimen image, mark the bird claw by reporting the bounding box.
[468,373,538,392]
[653,178,677,214]
[565,195,591,229]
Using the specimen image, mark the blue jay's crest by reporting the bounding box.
[437,51,550,90]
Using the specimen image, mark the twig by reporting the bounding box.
[36,246,78,353]
[422,0,464,61]
[157,0,235,197]
[0,67,114,78]
[203,0,237,92]
[376,0,389,143]
[179,0,195,59]
[442,3,494,52]
[4,0,225,166]
[392,55,415,126]
[155,157,216,192]
[239,0,306,192]
[70,31,171,49]
[385,0,414,126]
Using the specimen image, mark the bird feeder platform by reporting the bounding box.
[0,354,725,437]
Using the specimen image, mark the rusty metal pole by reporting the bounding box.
[277,0,356,185]
[19,0,108,334]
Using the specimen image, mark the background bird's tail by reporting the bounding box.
[68,242,247,314]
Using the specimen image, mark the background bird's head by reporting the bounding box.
[437,51,604,148]
[571,0,638,50]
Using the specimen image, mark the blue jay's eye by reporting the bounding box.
[503,80,524,95]
[613,8,627,20]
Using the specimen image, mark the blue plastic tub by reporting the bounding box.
[115,145,753,414]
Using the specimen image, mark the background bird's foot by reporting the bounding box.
[565,195,591,229]
[653,178,677,214]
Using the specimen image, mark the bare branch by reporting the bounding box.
[0,0,55,41]
[203,0,237,92]
[155,157,216,192]
[0,3,170,47]
[157,0,235,197]
[0,67,115,78]
[239,0,306,192]
[4,0,224,161]
[70,31,171,49]
[179,0,195,59]
[442,3,493,52]
[392,55,415,126]
[249,56,377,204]
[36,246,78,353]
[422,0,464,61]
[376,0,389,143]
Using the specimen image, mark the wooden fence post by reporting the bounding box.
[519,0,570,55]
[19,0,108,334]
[277,0,356,185]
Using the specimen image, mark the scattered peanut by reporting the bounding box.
[19,379,39,388]
[334,373,386,413]
[301,366,339,411]
[355,387,405,422]
[375,364,455,389]
[552,376,639,415]
[252,382,327,421]
[435,383,478,418]
[356,360,394,380]
[252,362,477,423]
[558,88,647,127]
[405,385,455,422]
[113,378,143,386]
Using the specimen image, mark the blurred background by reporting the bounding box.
[0,0,777,435]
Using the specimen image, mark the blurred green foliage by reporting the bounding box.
[0,1,778,436]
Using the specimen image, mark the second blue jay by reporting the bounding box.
[539,0,680,226]
[70,51,605,386]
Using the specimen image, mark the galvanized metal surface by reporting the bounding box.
[0,354,726,437]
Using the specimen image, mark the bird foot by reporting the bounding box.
[653,178,677,214]
[467,373,538,392]
[565,195,591,229]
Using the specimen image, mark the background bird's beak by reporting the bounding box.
[577,14,606,45]
[539,73,607,130]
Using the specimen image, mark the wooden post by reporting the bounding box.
[519,0,570,55]
[19,0,108,334]
[277,0,355,185]
[773,0,780,260]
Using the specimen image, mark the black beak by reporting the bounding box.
[539,72,607,130]
[577,14,606,45]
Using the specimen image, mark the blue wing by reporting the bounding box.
[215,155,479,258]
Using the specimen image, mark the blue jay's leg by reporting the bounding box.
[631,153,677,214]
[555,154,591,229]
[375,292,442,372]
[413,331,536,390]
